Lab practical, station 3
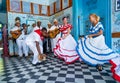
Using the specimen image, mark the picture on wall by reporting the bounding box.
[33,4,39,14]
[56,0,61,12]
[22,1,31,13]
[63,0,69,9]
[50,3,54,15]
[41,5,47,15]
[116,0,120,11]
[10,0,21,12]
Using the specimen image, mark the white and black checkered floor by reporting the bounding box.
[0,54,119,83]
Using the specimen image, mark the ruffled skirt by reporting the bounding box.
[54,34,79,64]
[76,35,120,82]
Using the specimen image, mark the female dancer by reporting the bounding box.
[54,17,79,64]
[76,14,120,82]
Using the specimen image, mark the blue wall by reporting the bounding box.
[73,0,112,48]
[72,0,83,40]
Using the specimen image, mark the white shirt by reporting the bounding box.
[18,29,27,40]
[10,26,26,40]
[25,32,43,45]
[11,26,21,31]
[50,25,59,31]
[37,26,42,30]
[33,26,41,31]
[47,28,51,32]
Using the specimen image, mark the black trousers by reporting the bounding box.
[43,38,52,53]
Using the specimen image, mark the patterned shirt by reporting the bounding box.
[89,22,104,34]
[60,24,72,34]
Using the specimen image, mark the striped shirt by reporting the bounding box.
[89,22,104,34]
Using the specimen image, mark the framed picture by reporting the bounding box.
[56,0,61,12]
[62,0,69,9]
[33,4,39,14]
[50,3,54,15]
[22,1,31,13]
[116,0,120,11]
[41,5,47,15]
[10,0,21,12]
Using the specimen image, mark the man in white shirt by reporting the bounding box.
[37,20,43,30]
[50,19,61,52]
[10,22,28,58]
[25,25,47,66]
[47,22,52,53]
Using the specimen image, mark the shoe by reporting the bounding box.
[96,64,103,71]
[32,61,42,66]
[25,56,29,59]
[32,63,38,66]
[80,61,84,64]
[54,55,57,58]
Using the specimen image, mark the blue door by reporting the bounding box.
[73,0,112,48]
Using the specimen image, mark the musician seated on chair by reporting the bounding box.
[10,21,28,59]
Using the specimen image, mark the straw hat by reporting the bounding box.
[53,19,58,22]
[15,20,20,23]
[48,22,52,25]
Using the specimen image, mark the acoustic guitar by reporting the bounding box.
[11,30,22,39]
[48,28,60,38]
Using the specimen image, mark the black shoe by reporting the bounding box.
[96,64,103,71]
[32,64,38,66]
[54,56,57,58]
[25,56,29,59]
[32,61,43,66]
[80,61,84,64]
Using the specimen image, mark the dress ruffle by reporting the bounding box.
[54,34,79,64]
[110,57,120,82]
[76,35,120,82]
[76,35,119,66]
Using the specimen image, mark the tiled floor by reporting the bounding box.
[0,54,119,83]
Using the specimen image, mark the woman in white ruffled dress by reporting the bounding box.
[76,14,120,82]
[54,17,79,64]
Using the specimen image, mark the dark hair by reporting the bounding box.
[22,23,26,27]
[37,21,41,23]
[42,27,47,31]
[62,16,67,21]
